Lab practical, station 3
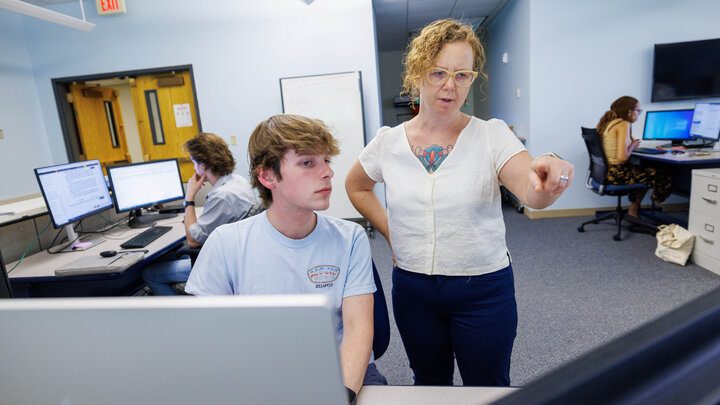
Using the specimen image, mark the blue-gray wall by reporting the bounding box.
[490,0,720,211]
[488,0,529,142]
[0,11,52,199]
[5,0,720,211]
[0,0,380,200]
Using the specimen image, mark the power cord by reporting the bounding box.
[79,213,125,234]
[8,220,51,274]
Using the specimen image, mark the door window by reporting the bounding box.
[145,90,165,145]
[104,100,120,148]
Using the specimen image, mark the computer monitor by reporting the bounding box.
[0,295,347,405]
[689,102,720,143]
[642,109,694,146]
[107,159,185,228]
[34,159,113,252]
[492,286,720,405]
[0,249,12,298]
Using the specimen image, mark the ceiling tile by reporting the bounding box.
[375,0,506,51]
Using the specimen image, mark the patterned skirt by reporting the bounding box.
[606,164,672,204]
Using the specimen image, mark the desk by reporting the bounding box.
[631,150,720,196]
[357,386,517,405]
[0,196,47,227]
[8,214,188,297]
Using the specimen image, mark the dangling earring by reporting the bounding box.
[464,99,469,107]
[415,96,420,105]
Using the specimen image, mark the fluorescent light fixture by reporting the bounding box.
[0,0,95,31]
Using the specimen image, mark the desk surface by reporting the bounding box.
[0,196,47,226]
[8,214,187,280]
[357,386,517,405]
[632,149,720,165]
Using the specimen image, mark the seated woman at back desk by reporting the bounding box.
[597,95,672,217]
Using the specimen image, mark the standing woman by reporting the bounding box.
[596,96,672,217]
[346,19,574,386]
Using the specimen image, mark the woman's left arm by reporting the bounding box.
[498,151,574,210]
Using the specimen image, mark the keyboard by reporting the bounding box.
[634,147,666,155]
[120,226,172,249]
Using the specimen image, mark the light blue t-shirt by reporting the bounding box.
[185,212,376,340]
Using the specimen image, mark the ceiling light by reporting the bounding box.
[0,0,95,31]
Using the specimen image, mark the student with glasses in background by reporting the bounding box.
[346,19,574,387]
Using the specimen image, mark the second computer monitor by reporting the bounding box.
[107,159,185,228]
[642,109,694,146]
[690,102,720,142]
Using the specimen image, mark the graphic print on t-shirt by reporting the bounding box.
[308,265,340,289]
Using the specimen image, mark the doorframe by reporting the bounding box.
[51,64,202,163]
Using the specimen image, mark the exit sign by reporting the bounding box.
[96,0,126,15]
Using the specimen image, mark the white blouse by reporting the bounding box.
[359,117,525,276]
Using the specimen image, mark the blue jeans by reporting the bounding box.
[392,265,517,386]
[363,362,388,385]
[141,257,192,296]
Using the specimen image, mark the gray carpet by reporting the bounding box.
[369,203,720,386]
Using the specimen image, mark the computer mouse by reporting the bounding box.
[100,250,118,258]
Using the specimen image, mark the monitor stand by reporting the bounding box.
[683,140,705,149]
[660,140,687,148]
[59,224,106,252]
[127,209,178,229]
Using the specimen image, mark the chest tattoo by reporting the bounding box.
[412,144,453,174]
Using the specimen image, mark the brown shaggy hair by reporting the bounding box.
[182,132,236,177]
[402,19,487,103]
[248,114,340,207]
[596,96,639,134]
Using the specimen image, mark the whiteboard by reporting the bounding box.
[280,71,366,219]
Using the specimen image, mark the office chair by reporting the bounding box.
[168,202,267,294]
[371,260,390,360]
[577,127,658,241]
[0,249,13,298]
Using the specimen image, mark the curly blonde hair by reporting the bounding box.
[248,114,340,207]
[402,19,487,103]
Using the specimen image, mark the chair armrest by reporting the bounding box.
[175,245,201,260]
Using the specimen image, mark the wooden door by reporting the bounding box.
[69,84,130,172]
[130,71,199,181]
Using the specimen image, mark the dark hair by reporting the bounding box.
[596,96,639,134]
[248,114,340,207]
[182,132,236,177]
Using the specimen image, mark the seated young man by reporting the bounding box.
[185,114,386,402]
[142,132,257,295]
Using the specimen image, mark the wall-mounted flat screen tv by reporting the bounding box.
[652,38,720,102]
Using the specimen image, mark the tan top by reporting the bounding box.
[601,118,630,165]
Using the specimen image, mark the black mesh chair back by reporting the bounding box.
[577,127,656,240]
[371,260,390,360]
[582,127,609,185]
[0,249,13,298]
